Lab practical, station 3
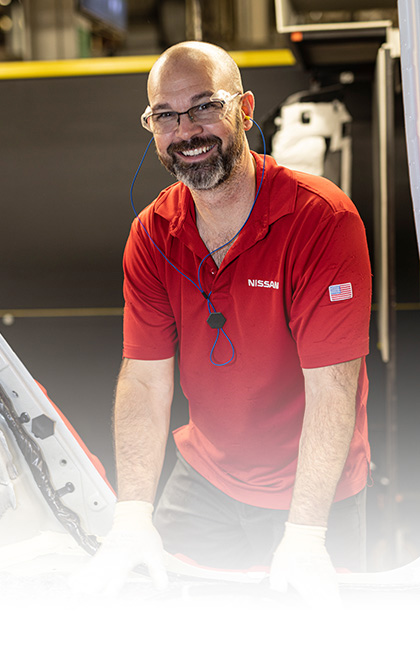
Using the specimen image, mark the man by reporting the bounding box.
[75,41,371,604]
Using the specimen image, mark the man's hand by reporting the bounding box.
[269,522,341,608]
[69,500,168,596]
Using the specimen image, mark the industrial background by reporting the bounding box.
[0,0,419,572]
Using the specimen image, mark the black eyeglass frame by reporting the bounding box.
[141,90,242,134]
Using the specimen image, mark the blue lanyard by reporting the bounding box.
[130,120,266,366]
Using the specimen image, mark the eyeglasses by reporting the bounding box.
[141,90,241,134]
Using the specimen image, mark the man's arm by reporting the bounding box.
[69,356,175,595]
[270,357,362,605]
[114,356,175,502]
[289,357,361,526]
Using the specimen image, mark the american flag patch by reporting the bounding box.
[329,282,353,302]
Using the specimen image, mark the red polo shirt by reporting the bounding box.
[123,153,372,509]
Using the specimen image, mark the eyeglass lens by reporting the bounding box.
[148,100,226,133]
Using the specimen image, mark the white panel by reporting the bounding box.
[398,0,420,256]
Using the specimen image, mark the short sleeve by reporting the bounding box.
[289,209,372,368]
[122,218,178,360]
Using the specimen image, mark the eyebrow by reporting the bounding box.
[151,90,214,113]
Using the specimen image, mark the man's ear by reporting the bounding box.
[240,91,255,131]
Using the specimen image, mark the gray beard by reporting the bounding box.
[158,122,245,191]
[172,154,227,190]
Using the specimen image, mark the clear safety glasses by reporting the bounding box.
[141,90,241,134]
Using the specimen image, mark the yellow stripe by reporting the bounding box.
[0,55,160,79]
[1,302,420,320]
[231,49,295,68]
[371,302,420,312]
[0,49,295,80]
[392,302,420,311]
[0,308,123,319]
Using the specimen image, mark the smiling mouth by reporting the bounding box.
[177,144,216,158]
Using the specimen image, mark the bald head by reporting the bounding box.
[147,41,243,102]
[145,41,255,191]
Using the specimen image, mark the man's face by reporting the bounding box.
[161,112,245,190]
[148,66,245,190]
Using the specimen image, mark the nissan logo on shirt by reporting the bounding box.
[248,279,280,289]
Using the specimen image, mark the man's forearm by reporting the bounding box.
[288,358,361,527]
[113,357,174,503]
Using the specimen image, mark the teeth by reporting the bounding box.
[180,145,213,157]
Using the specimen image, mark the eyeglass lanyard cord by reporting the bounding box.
[130,118,267,366]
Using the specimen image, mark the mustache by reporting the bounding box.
[167,135,222,156]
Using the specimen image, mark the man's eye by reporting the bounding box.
[195,102,219,113]
[155,112,176,122]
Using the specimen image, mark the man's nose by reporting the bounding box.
[175,112,203,139]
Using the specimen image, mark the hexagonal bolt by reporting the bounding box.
[31,414,55,440]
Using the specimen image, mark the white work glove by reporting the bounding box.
[69,500,168,596]
[269,522,341,608]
